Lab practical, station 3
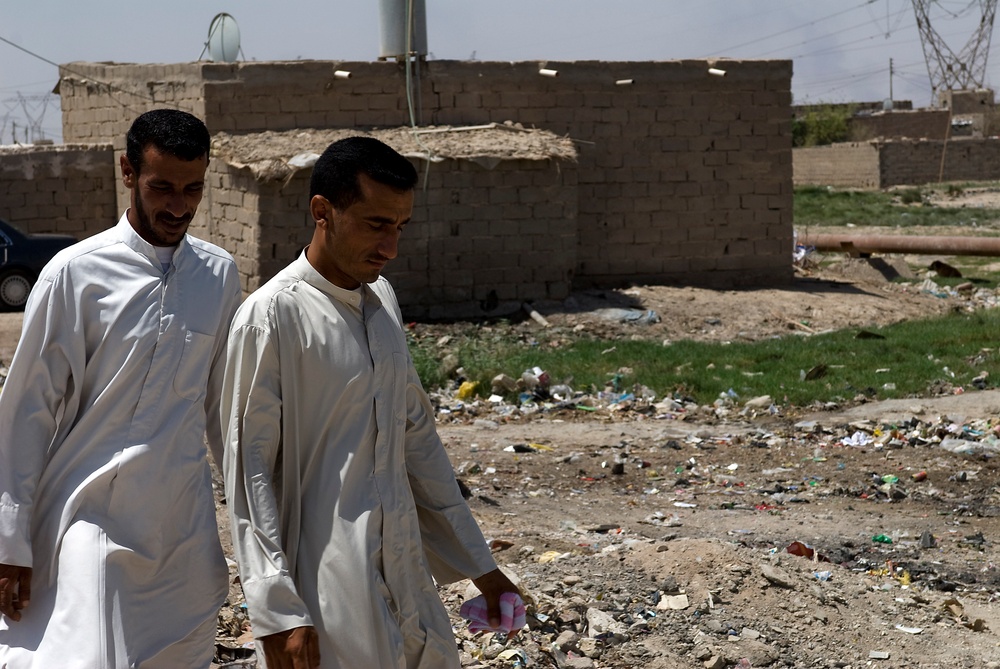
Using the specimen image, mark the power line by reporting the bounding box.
[697,0,881,58]
[0,33,185,118]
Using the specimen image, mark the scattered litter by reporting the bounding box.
[656,594,689,610]
[841,431,873,447]
[592,308,661,325]
[786,540,830,562]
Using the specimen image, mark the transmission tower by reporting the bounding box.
[912,0,997,101]
[0,93,55,143]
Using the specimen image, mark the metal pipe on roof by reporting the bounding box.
[797,232,1000,256]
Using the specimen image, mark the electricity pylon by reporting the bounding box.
[912,0,997,100]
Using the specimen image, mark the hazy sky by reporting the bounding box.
[1,0,997,143]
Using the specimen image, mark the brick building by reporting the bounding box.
[1,58,794,317]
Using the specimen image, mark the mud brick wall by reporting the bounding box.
[57,59,793,295]
[793,143,881,189]
[878,138,1000,187]
[205,156,577,320]
[940,89,995,114]
[850,109,950,141]
[794,138,1000,189]
[400,158,578,320]
[0,144,116,238]
[58,63,209,218]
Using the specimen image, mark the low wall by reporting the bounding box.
[0,144,116,238]
[794,137,1000,189]
[793,143,880,189]
[879,138,1000,186]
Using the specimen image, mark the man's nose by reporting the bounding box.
[378,231,399,259]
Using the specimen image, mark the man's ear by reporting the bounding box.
[120,154,135,188]
[310,195,333,228]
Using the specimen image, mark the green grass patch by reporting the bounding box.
[410,310,1000,407]
[794,185,1000,228]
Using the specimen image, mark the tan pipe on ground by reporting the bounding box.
[796,233,1000,256]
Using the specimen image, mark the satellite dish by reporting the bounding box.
[207,13,241,63]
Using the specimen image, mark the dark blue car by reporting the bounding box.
[0,218,77,310]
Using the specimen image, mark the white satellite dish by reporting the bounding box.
[207,13,241,63]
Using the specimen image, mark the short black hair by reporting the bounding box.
[126,109,210,175]
[309,137,418,210]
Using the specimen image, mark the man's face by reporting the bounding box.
[312,173,414,289]
[121,145,207,247]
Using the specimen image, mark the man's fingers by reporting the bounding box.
[262,637,291,669]
[262,626,319,669]
[291,627,320,669]
[17,567,31,609]
[486,598,501,628]
[0,578,20,621]
[307,628,321,667]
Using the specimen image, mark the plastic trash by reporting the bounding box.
[895,624,922,634]
[456,381,478,400]
[593,308,661,324]
[520,366,550,390]
[842,431,873,447]
[549,383,574,400]
[786,540,830,562]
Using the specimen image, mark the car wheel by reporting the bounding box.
[0,270,33,310]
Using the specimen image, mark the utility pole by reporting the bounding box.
[889,58,894,102]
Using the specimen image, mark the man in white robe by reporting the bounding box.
[0,109,243,668]
[222,137,520,669]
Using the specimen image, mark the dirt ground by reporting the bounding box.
[6,204,1000,668]
[408,252,1000,669]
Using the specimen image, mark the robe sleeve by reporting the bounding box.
[203,275,243,470]
[0,270,81,567]
[403,357,498,585]
[222,319,313,637]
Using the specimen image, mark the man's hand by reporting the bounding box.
[472,568,522,636]
[259,626,320,669]
[0,563,31,621]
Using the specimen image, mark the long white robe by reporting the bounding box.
[222,253,497,669]
[0,214,243,668]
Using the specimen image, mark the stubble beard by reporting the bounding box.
[134,192,191,247]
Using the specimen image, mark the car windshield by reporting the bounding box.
[0,219,27,236]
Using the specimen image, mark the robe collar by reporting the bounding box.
[290,249,384,312]
[116,212,192,273]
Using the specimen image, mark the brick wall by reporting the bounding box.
[793,143,881,189]
[204,155,577,320]
[401,158,578,320]
[879,138,1000,186]
[0,144,116,238]
[58,63,207,214]
[793,137,1000,189]
[57,59,794,296]
[850,109,950,141]
[940,89,994,114]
